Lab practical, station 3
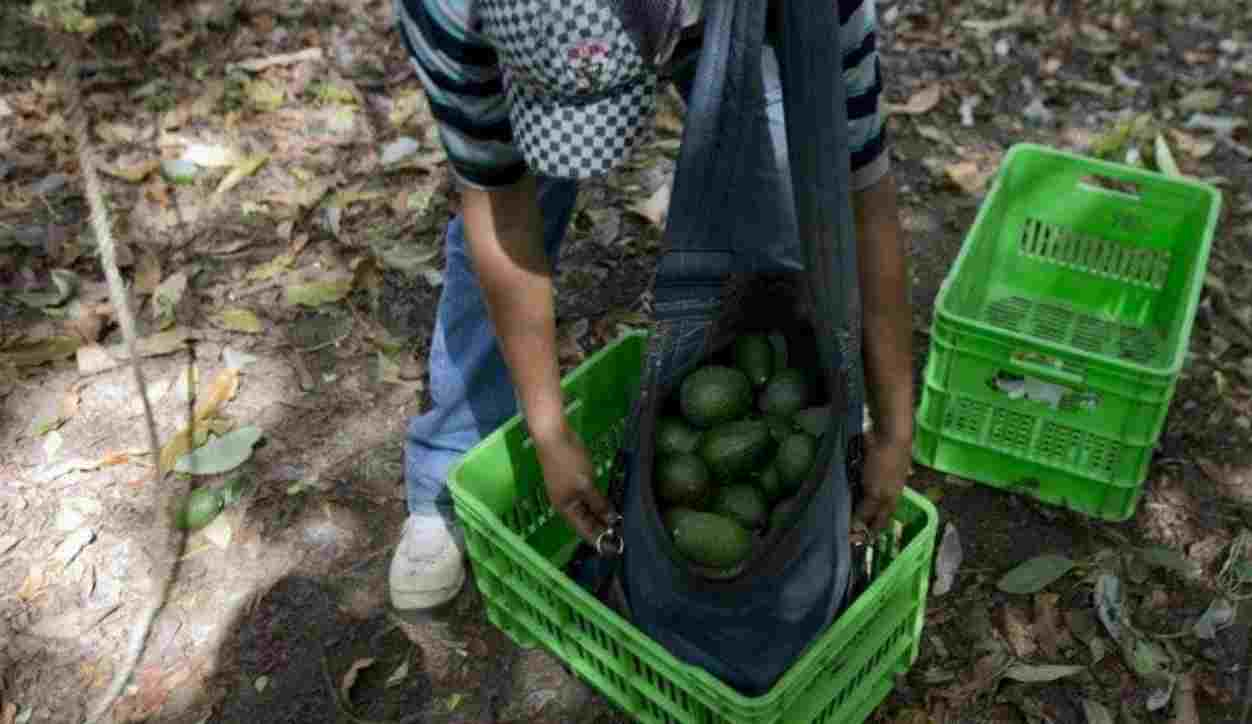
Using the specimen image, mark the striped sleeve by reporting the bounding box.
[840,0,889,191]
[393,0,527,189]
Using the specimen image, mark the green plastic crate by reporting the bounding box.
[914,143,1222,520]
[449,331,939,724]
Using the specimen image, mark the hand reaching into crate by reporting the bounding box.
[533,420,620,549]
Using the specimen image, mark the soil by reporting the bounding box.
[1,0,1250,722]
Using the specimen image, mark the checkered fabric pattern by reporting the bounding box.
[475,0,658,179]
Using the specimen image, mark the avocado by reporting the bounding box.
[671,511,753,568]
[768,331,788,373]
[680,365,753,429]
[656,454,712,507]
[769,499,796,532]
[775,432,818,489]
[733,334,774,387]
[177,487,223,530]
[764,413,793,442]
[713,484,769,529]
[656,416,702,457]
[663,506,701,533]
[698,419,771,480]
[756,463,785,502]
[759,368,812,419]
[794,406,831,437]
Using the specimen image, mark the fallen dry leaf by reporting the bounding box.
[247,252,295,282]
[215,308,264,334]
[101,157,159,184]
[1173,672,1198,724]
[76,328,194,374]
[890,709,931,724]
[134,249,162,295]
[558,318,590,366]
[1198,457,1252,503]
[1189,534,1231,571]
[1033,592,1072,659]
[110,665,175,723]
[1000,605,1038,658]
[1169,129,1216,159]
[1,701,15,724]
[216,154,270,195]
[886,83,942,115]
[159,368,241,474]
[67,301,111,344]
[944,160,994,195]
[15,566,46,602]
[27,603,118,639]
[341,657,376,702]
[98,451,132,467]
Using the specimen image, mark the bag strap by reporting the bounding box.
[612,0,688,67]
[775,0,862,442]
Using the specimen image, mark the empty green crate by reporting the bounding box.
[449,331,939,724]
[914,143,1222,520]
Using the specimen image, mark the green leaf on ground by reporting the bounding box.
[16,269,78,308]
[1154,134,1181,177]
[286,276,353,307]
[1082,699,1114,724]
[246,79,285,112]
[1178,88,1223,113]
[1136,544,1199,576]
[996,554,1075,594]
[216,154,270,195]
[1,335,82,367]
[153,271,188,328]
[174,426,263,475]
[247,253,295,282]
[1003,663,1085,683]
[216,308,263,334]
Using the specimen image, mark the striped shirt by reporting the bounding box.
[394,0,888,191]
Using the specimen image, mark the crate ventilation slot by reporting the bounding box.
[945,397,1125,476]
[1019,218,1171,290]
[983,296,1163,365]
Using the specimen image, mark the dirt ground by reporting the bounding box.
[2,0,1251,722]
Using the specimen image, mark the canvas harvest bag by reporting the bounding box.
[600,0,870,696]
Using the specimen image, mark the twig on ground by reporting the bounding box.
[62,50,188,724]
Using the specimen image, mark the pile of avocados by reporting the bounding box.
[654,331,830,571]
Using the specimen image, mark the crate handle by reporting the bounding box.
[1078,173,1142,202]
[1006,355,1085,387]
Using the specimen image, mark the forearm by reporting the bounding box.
[853,171,913,444]
[462,175,567,444]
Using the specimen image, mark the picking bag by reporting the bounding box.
[611,0,869,697]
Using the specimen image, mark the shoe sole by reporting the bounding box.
[389,563,467,611]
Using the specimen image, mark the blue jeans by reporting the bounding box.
[405,48,823,516]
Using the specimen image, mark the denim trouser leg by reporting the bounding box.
[404,176,580,517]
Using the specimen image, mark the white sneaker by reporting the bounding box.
[389,513,466,610]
